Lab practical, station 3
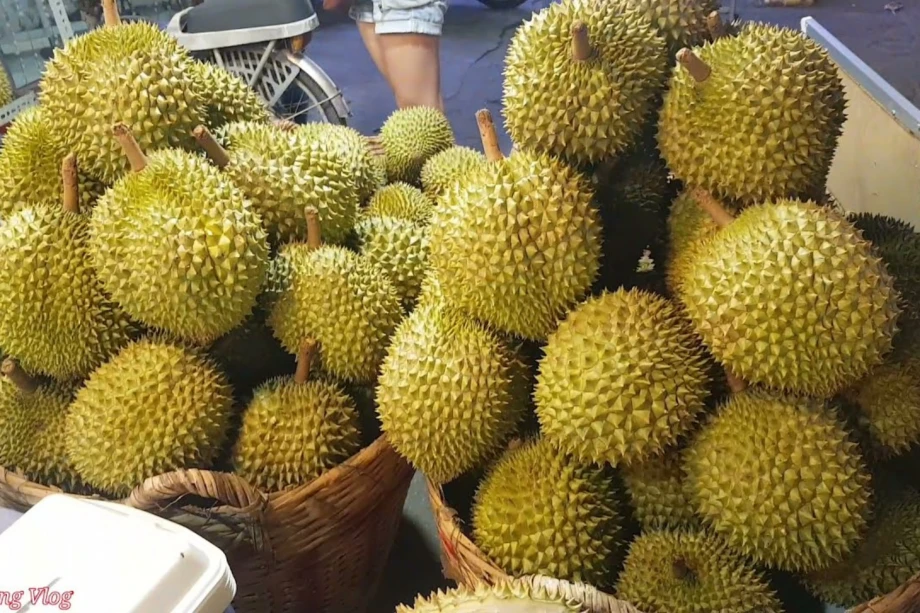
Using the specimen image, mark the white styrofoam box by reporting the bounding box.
[0,494,235,612]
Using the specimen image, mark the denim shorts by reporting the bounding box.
[349,0,448,36]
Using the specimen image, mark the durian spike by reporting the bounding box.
[61,154,80,213]
[707,11,726,40]
[571,21,594,61]
[677,48,711,83]
[1,358,37,394]
[192,125,231,169]
[475,109,503,162]
[294,339,318,384]
[725,369,747,393]
[102,0,121,27]
[691,188,734,228]
[305,206,322,250]
[273,118,298,133]
[112,124,147,172]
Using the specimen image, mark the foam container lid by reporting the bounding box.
[0,494,236,612]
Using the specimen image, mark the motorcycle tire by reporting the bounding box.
[476,0,528,9]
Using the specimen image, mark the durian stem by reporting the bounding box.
[707,11,726,39]
[273,118,298,133]
[1,358,37,394]
[691,188,734,228]
[102,0,121,27]
[192,125,231,169]
[61,154,80,213]
[112,124,147,172]
[672,558,697,583]
[294,339,318,384]
[571,21,594,62]
[305,207,322,250]
[677,48,711,83]
[476,109,503,162]
[725,369,747,393]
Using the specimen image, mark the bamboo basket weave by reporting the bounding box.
[0,435,414,613]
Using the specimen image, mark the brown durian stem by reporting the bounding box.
[571,21,593,61]
[677,48,712,83]
[305,206,322,250]
[273,118,298,133]
[1,358,37,394]
[672,558,697,583]
[112,124,147,172]
[294,339,318,384]
[102,0,121,27]
[61,154,80,213]
[691,188,734,228]
[707,11,726,39]
[476,109,503,162]
[192,125,231,169]
[725,369,747,393]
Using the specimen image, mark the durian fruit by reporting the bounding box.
[663,189,729,296]
[364,182,433,222]
[615,529,783,613]
[207,310,294,396]
[534,288,711,467]
[419,145,487,201]
[64,337,235,497]
[502,0,668,166]
[0,62,12,107]
[231,339,361,492]
[843,362,920,458]
[267,208,403,384]
[0,359,85,492]
[611,0,722,56]
[89,125,269,344]
[201,122,360,246]
[379,106,455,183]
[354,206,431,306]
[427,111,602,341]
[375,301,526,483]
[850,212,920,321]
[295,122,386,204]
[658,24,846,204]
[0,153,134,380]
[683,389,873,572]
[188,60,271,130]
[622,446,700,531]
[0,106,106,215]
[804,484,920,607]
[396,578,591,612]
[678,197,901,398]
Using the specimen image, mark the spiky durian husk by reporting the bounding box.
[231,375,361,492]
[188,60,271,130]
[849,213,920,321]
[375,303,526,483]
[64,338,234,497]
[365,182,433,223]
[415,269,446,311]
[267,244,403,384]
[678,200,901,397]
[0,204,134,380]
[379,106,454,184]
[502,0,668,166]
[843,363,920,457]
[419,145,487,201]
[535,289,710,466]
[0,62,12,107]
[804,486,920,607]
[0,107,106,214]
[38,22,205,184]
[396,578,590,612]
[428,150,602,341]
[622,447,700,531]
[612,0,722,57]
[658,23,845,204]
[684,390,873,572]
[296,122,385,204]
[615,529,782,613]
[216,121,360,245]
[88,148,269,345]
[471,438,624,586]
[354,214,430,306]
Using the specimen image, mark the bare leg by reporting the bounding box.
[377,33,443,111]
[357,21,393,89]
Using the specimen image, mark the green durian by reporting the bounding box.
[678,199,901,397]
[612,0,722,56]
[428,148,602,341]
[502,0,668,166]
[0,62,12,107]
[419,145,487,201]
[379,106,454,183]
[684,390,873,572]
[364,182,433,222]
[89,135,269,344]
[188,60,271,130]
[843,362,920,458]
[472,438,624,587]
[207,310,294,396]
[622,447,700,531]
[663,189,728,296]
[64,337,235,497]
[850,212,920,321]
[396,578,591,612]
[615,529,782,613]
[295,122,386,204]
[658,23,846,204]
[354,211,430,306]
[231,341,361,492]
[376,302,526,483]
[534,288,710,467]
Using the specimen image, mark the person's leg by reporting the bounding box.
[356,21,392,89]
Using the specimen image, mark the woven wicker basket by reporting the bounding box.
[0,435,414,613]
[426,476,920,613]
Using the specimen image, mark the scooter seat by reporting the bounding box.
[183,0,316,34]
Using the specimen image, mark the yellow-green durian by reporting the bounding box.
[664,189,734,296]
[535,289,710,467]
[376,302,526,483]
[89,143,269,344]
[658,23,846,204]
[0,63,12,107]
[419,145,487,200]
[622,447,700,531]
[396,578,591,612]
[471,438,623,587]
[295,122,386,204]
[354,212,430,306]
[428,149,602,341]
[502,0,668,166]
[64,338,235,497]
[678,199,901,397]
[684,390,873,572]
[365,182,433,223]
[188,60,271,130]
[617,0,722,55]
[844,363,920,457]
[615,529,783,613]
[850,212,920,321]
[379,106,455,183]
